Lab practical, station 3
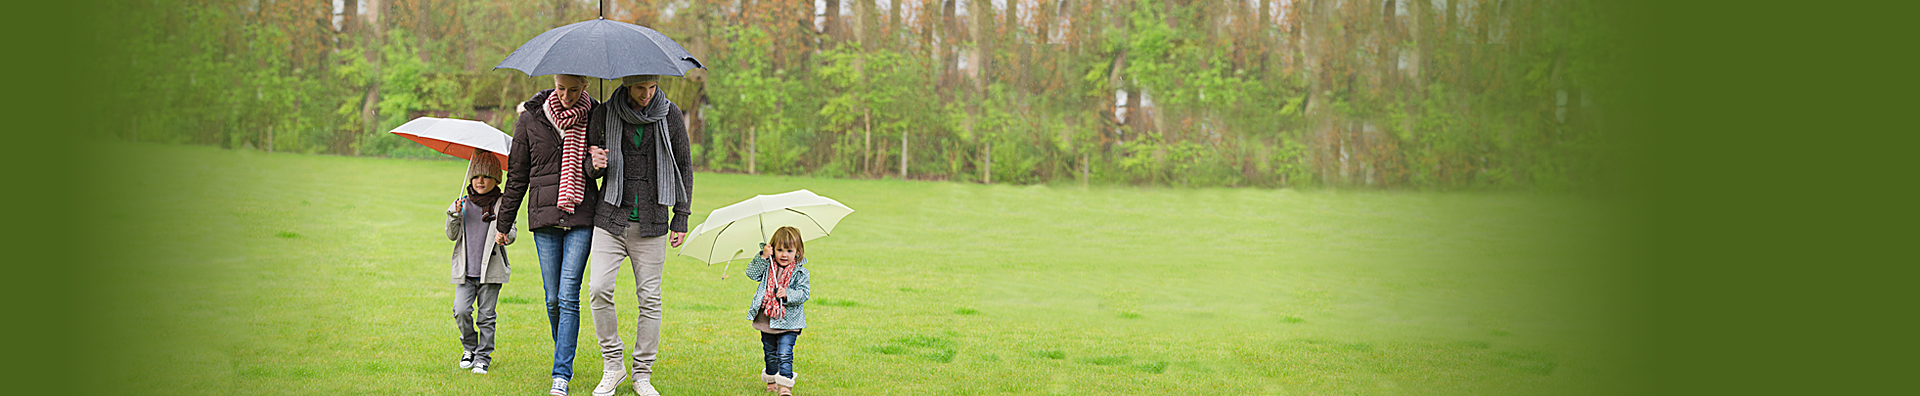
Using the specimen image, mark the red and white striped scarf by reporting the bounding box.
[761,261,798,319]
[545,90,592,213]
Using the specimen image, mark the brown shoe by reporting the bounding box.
[772,374,796,396]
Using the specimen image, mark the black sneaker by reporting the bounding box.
[459,351,475,369]
[471,361,489,374]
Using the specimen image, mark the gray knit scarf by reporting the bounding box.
[601,85,686,208]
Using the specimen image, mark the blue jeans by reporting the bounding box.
[534,226,593,380]
[760,330,802,378]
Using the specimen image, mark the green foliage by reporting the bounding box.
[106,0,1626,192]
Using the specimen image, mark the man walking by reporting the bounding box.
[582,74,693,396]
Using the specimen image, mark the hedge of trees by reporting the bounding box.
[101,0,1628,191]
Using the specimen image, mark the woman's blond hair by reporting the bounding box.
[770,226,804,262]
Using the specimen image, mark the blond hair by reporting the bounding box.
[770,226,804,262]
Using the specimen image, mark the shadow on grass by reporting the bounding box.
[1270,338,1561,378]
[1077,355,1131,366]
[1030,350,1066,360]
[867,333,958,363]
[814,298,858,307]
[1494,350,1557,375]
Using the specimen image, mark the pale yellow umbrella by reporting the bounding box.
[678,190,854,277]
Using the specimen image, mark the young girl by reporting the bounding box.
[446,153,514,374]
[745,226,811,395]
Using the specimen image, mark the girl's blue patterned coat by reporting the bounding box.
[745,253,811,330]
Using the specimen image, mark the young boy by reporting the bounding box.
[446,153,514,374]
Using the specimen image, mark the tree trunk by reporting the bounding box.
[1121,87,1136,142]
[1081,152,1089,187]
[825,0,842,41]
[1257,0,1271,71]
[900,130,909,179]
[941,0,958,88]
[863,109,873,176]
[1004,0,1020,86]
[982,141,992,184]
[1446,0,1460,39]
[749,126,757,175]
[888,0,903,48]
[970,0,991,89]
[341,0,359,34]
[1409,0,1428,91]
[359,84,379,156]
[357,0,385,157]
[367,0,384,38]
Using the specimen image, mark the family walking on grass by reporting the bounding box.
[431,17,825,396]
[445,72,814,396]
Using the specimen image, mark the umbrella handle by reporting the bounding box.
[719,259,730,280]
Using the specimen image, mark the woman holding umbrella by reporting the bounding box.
[495,74,601,396]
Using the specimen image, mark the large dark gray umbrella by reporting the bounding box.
[494,18,705,79]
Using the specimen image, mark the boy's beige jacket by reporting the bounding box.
[447,198,516,284]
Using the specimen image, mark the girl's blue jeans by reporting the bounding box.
[534,226,592,380]
[760,330,802,378]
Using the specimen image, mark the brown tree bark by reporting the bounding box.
[825,0,843,41]
[901,129,909,179]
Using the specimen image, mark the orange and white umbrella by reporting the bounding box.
[390,117,511,170]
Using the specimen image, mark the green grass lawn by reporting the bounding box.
[94,141,1644,395]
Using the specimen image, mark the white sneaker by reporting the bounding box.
[632,378,660,396]
[459,351,475,369]
[592,362,627,396]
[549,378,569,396]
[470,361,488,374]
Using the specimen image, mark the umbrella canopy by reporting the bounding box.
[390,117,511,170]
[494,18,706,80]
[680,190,855,265]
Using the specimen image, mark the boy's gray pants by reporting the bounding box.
[454,277,502,363]
[587,225,669,379]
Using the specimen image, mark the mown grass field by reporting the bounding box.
[94,141,1644,395]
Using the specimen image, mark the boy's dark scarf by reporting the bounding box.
[601,85,687,208]
[467,185,503,222]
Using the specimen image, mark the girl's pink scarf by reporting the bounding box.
[761,260,798,319]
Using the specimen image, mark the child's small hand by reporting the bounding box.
[447,198,465,216]
[761,244,773,259]
[775,287,787,299]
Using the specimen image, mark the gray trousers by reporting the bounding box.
[587,225,669,379]
[454,277,502,363]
